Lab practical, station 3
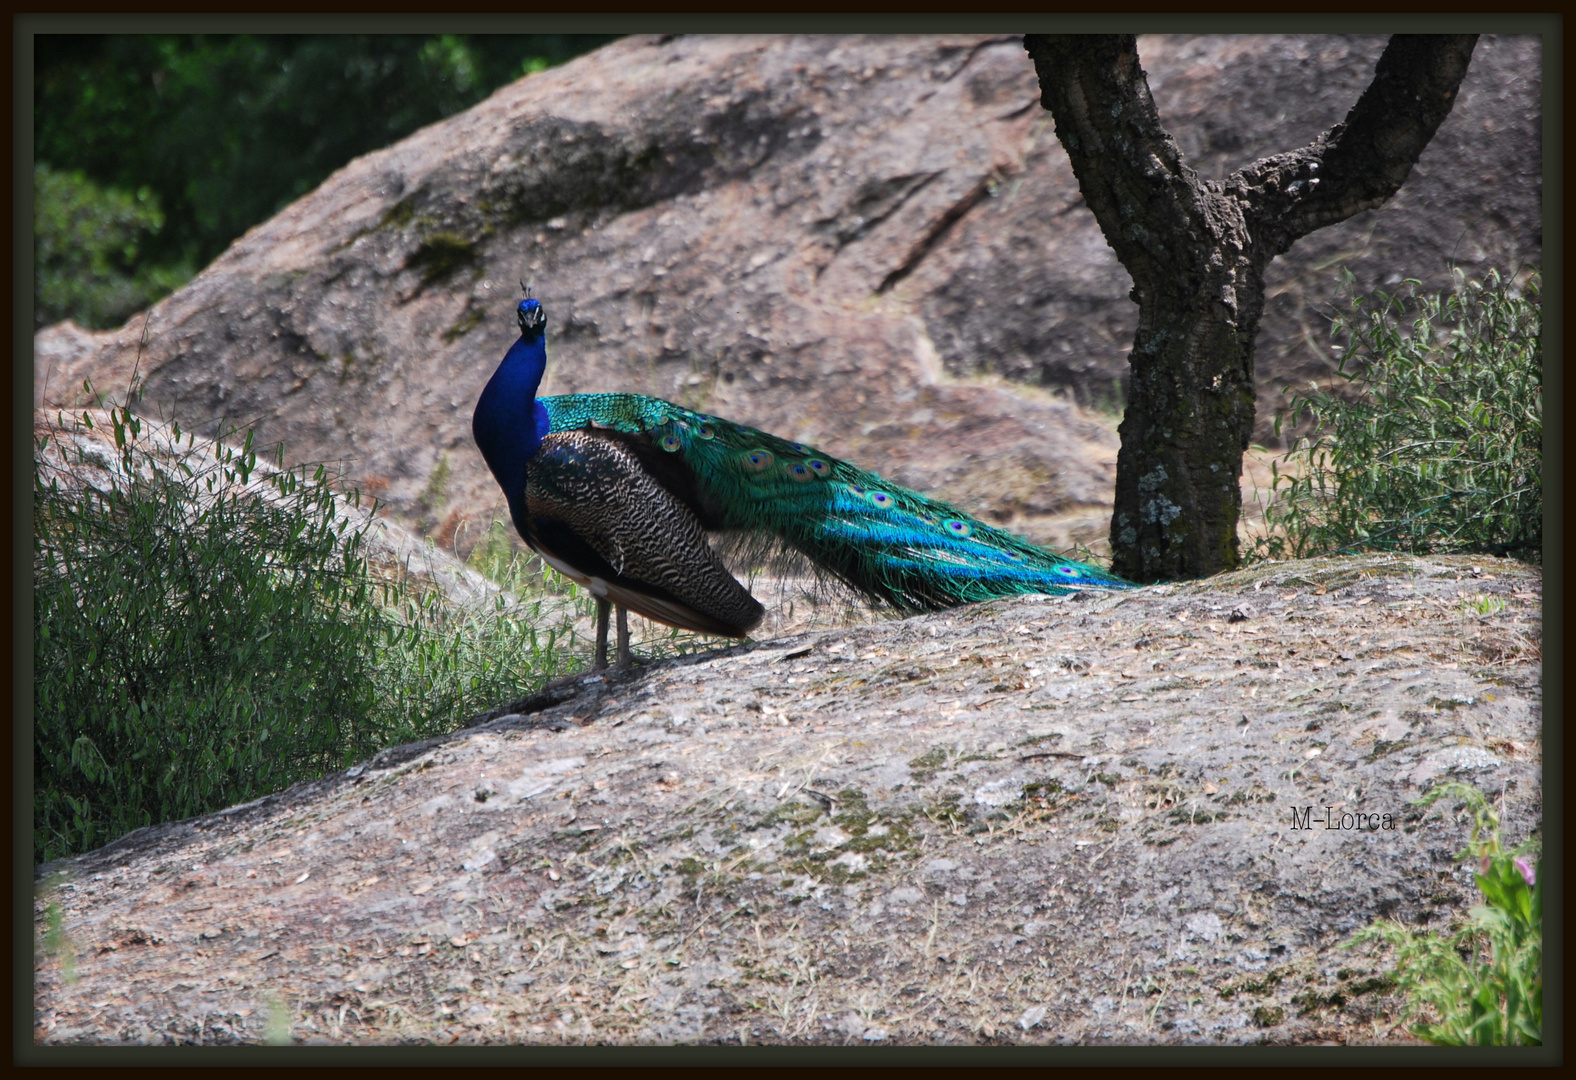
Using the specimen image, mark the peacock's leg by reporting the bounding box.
[615,606,631,670]
[593,597,611,671]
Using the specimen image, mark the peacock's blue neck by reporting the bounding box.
[472,331,551,532]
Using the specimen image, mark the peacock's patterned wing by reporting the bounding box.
[524,429,764,637]
[541,393,1134,611]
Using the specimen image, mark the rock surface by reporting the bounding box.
[34,554,1542,1046]
[32,34,1541,559]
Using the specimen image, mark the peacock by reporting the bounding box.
[471,294,1134,670]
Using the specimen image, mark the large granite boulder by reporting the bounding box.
[33,554,1543,1045]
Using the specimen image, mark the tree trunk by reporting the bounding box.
[1023,34,1478,582]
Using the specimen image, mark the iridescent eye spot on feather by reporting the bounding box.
[660,434,683,453]
[743,450,775,472]
[807,459,831,476]
[944,519,972,537]
[867,491,894,508]
[785,462,814,482]
[1005,551,1025,562]
[1054,564,1083,578]
[846,483,866,497]
[696,424,716,440]
[790,442,808,453]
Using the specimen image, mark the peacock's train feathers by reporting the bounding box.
[538,392,1133,611]
[474,295,1131,668]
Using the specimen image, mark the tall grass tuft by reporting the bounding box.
[32,394,584,862]
[1250,268,1541,563]
[376,548,591,735]
[1345,782,1541,1045]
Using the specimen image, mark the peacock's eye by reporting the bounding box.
[807,459,830,476]
[846,483,865,496]
[1005,551,1025,562]
[1055,564,1081,578]
[867,491,893,508]
[945,519,972,537]
[790,442,808,453]
[786,463,814,482]
[697,425,715,440]
[743,449,774,472]
[661,434,683,452]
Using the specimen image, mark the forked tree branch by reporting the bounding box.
[1024,34,1479,273]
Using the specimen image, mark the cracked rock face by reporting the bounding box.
[34,555,1542,1045]
[33,34,1540,559]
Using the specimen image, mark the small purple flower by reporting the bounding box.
[1480,855,1493,876]
[1515,857,1536,888]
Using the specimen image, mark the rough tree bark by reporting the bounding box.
[1023,34,1478,583]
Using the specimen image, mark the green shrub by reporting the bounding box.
[1252,268,1541,563]
[1345,781,1540,1045]
[32,394,584,862]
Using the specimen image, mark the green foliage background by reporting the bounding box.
[33,34,617,329]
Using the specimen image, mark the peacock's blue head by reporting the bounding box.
[517,297,546,339]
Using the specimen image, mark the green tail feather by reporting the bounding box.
[542,393,1134,610]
